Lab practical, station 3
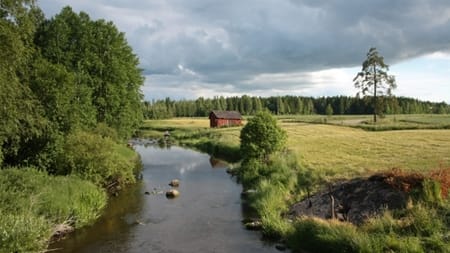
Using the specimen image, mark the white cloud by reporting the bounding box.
[38,0,450,103]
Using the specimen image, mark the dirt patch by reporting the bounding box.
[50,223,74,243]
[289,175,410,225]
[289,168,449,225]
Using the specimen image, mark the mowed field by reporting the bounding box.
[283,123,450,177]
[142,115,450,178]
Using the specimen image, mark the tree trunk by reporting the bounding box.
[328,184,336,219]
[373,64,377,123]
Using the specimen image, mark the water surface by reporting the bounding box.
[50,144,279,253]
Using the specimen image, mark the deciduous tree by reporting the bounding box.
[240,111,286,162]
[0,0,47,166]
[36,7,144,138]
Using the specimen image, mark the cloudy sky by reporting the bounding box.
[39,0,450,103]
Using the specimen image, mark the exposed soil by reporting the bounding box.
[288,170,437,225]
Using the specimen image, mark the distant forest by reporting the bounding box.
[144,96,450,119]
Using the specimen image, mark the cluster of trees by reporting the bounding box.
[0,1,143,172]
[143,95,449,119]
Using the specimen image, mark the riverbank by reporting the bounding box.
[141,117,450,252]
[0,135,141,253]
[138,118,241,162]
[0,168,107,252]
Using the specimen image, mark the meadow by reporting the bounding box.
[141,114,450,178]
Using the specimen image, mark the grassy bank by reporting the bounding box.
[0,131,141,253]
[0,168,106,252]
[139,118,241,162]
[142,115,450,252]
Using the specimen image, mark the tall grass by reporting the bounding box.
[252,180,293,239]
[0,211,51,253]
[0,168,107,252]
[239,153,298,238]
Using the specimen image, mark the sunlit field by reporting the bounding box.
[141,114,450,178]
[282,123,450,177]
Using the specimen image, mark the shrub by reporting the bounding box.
[240,111,286,161]
[60,130,136,186]
[92,123,120,142]
[238,158,268,189]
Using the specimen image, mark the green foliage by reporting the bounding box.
[0,2,144,252]
[288,219,363,253]
[253,180,293,239]
[92,123,120,142]
[35,6,144,139]
[238,158,269,188]
[0,168,107,252]
[0,1,48,167]
[29,58,97,133]
[360,202,449,253]
[59,130,136,186]
[2,2,144,169]
[188,140,241,163]
[38,175,107,227]
[354,48,397,122]
[326,103,334,116]
[402,204,444,237]
[0,211,51,253]
[239,153,298,238]
[417,179,444,206]
[143,95,448,119]
[240,111,287,161]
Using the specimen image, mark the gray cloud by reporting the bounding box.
[38,0,450,100]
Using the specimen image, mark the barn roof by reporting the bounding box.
[210,110,242,119]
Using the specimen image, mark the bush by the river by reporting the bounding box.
[57,130,138,187]
[0,168,107,253]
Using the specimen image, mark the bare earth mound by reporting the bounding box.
[289,174,411,225]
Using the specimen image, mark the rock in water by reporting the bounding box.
[244,220,262,230]
[169,179,180,187]
[166,189,180,198]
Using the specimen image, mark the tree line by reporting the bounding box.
[143,95,450,119]
[0,1,143,171]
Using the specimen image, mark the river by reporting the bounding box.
[49,143,281,253]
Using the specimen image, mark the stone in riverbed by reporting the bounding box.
[244,220,262,230]
[166,189,180,198]
[168,179,180,187]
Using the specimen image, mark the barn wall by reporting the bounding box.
[209,112,242,128]
[216,119,241,127]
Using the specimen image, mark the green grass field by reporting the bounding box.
[142,115,450,178]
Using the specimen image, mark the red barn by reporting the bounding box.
[209,111,242,128]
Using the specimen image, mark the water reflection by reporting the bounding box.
[49,144,280,253]
[50,183,145,252]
